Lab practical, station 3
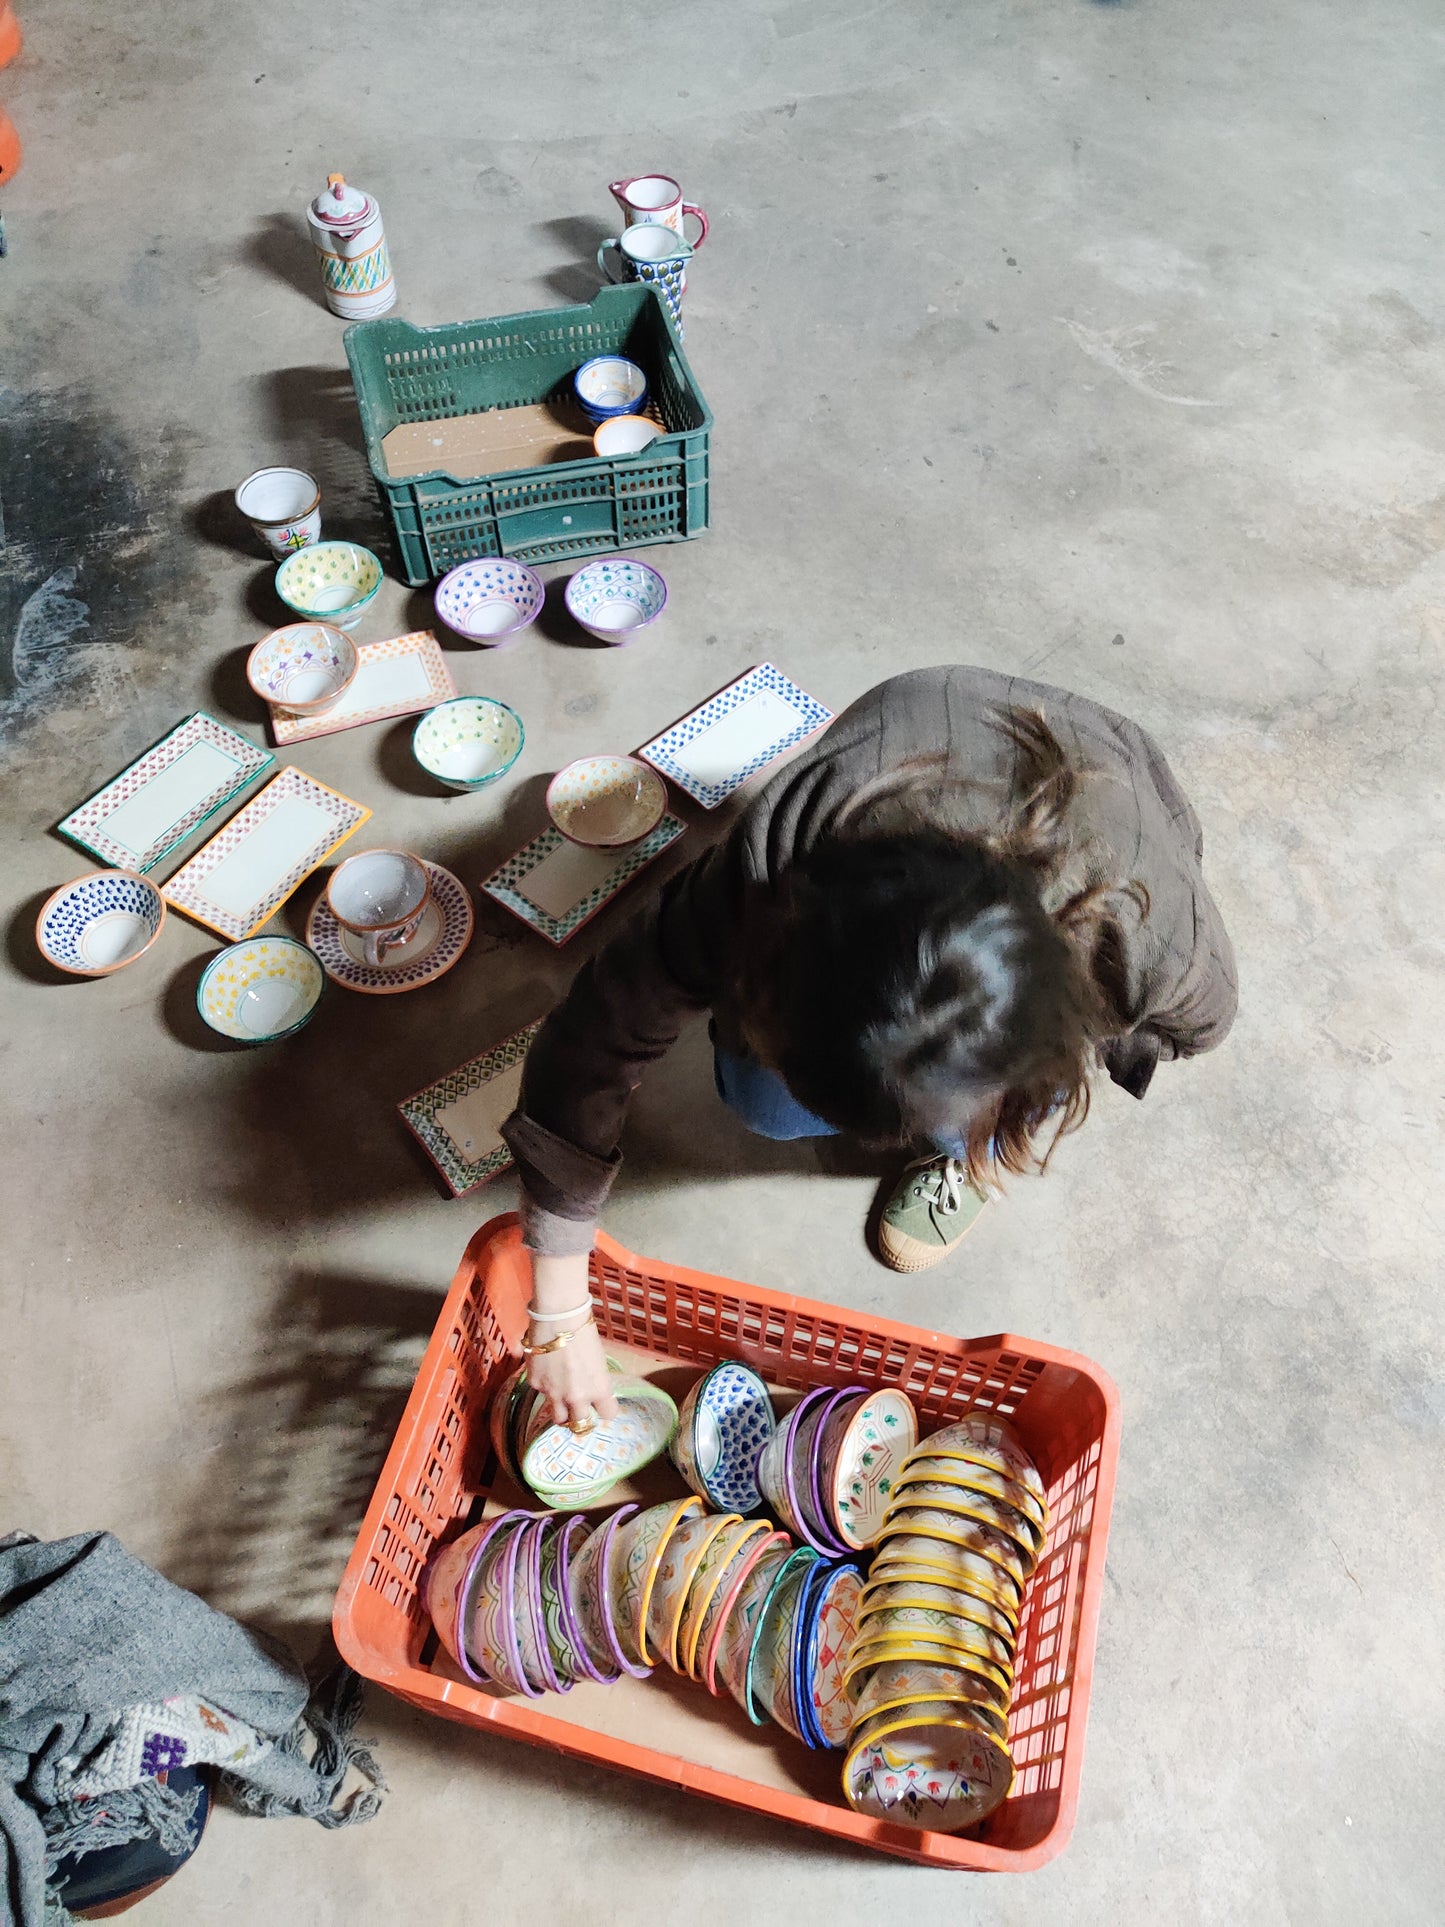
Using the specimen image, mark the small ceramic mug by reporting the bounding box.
[608,174,709,251]
[326,849,431,966]
[235,467,322,557]
[598,226,693,337]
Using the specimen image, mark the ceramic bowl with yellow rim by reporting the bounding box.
[858,1577,1018,1645]
[196,936,323,1043]
[911,1415,1045,1504]
[700,1529,790,1695]
[412,697,524,792]
[842,1633,1013,1700]
[274,540,383,630]
[246,620,357,712]
[867,1532,1025,1611]
[645,1509,740,1672]
[854,1601,1015,1671]
[894,1462,1047,1537]
[880,1507,1033,1589]
[35,870,166,977]
[842,1707,1014,1831]
[545,755,667,848]
[850,1657,1012,1736]
[609,1495,703,1667]
[882,1490,1043,1572]
[677,1518,769,1678]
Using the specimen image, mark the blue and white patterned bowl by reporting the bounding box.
[563,557,668,644]
[196,936,324,1043]
[36,869,166,977]
[670,1361,777,1514]
[433,557,545,644]
[572,356,649,423]
[412,697,525,791]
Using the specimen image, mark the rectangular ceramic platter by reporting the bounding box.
[637,663,834,808]
[270,631,456,745]
[480,816,686,945]
[399,1019,544,1197]
[161,766,371,941]
[56,712,274,872]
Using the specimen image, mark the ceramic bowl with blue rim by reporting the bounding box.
[274,540,383,630]
[670,1361,777,1514]
[563,557,668,644]
[196,936,324,1043]
[246,621,358,714]
[412,696,525,792]
[572,355,649,423]
[433,557,545,644]
[36,869,166,977]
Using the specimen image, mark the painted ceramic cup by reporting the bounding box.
[326,850,432,967]
[698,1529,790,1695]
[235,466,322,556]
[608,173,709,251]
[598,225,694,337]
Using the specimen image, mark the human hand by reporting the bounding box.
[523,1316,620,1431]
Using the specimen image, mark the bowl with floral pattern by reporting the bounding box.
[274,541,382,630]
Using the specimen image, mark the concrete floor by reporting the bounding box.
[4,0,1443,1919]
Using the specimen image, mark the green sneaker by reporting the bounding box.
[876,1155,989,1273]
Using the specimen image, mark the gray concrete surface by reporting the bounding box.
[3,0,1443,1920]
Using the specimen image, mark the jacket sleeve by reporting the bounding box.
[1103,874,1238,1098]
[499,841,739,1253]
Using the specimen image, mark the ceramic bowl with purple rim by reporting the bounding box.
[549,1515,599,1684]
[756,1388,828,1539]
[782,1388,840,1554]
[799,1385,866,1554]
[434,556,546,645]
[424,1510,518,1675]
[564,1515,625,1682]
[452,1509,532,1687]
[513,1516,560,1694]
[485,1519,535,1695]
[563,557,667,644]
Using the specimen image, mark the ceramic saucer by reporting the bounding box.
[307,859,473,994]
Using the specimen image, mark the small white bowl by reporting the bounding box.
[412,697,525,791]
[593,415,662,458]
[546,755,667,847]
[36,869,166,976]
[196,936,324,1042]
[274,540,383,630]
[246,622,358,714]
[433,557,546,644]
[563,557,667,644]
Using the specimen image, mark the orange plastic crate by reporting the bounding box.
[333,1216,1120,1871]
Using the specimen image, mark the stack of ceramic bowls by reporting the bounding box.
[837,1413,1048,1831]
[732,1546,864,1748]
[669,1361,776,1512]
[490,1360,677,1509]
[756,1385,919,1555]
[426,1507,615,1692]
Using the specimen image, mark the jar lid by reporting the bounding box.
[310,173,374,227]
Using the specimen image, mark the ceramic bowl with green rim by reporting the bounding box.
[274,540,383,630]
[196,936,323,1043]
[412,696,524,792]
[741,1544,819,1725]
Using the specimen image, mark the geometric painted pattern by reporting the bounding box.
[56,712,274,873]
[160,767,370,941]
[320,240,392,295]
[637,663,833,808]
[306,859,473,996]
[479,815,685,946]
[271,631,456,746]
[398,1017,545,1197]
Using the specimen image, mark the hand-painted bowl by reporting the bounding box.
[572,355,649,422]
[433,557,545,643]
[854,1601,1015,1673]
[842,1631,1014,1697]
[545,755,667,848]
[842,1708,1014,1831]
[799,1561,863,1749]
[592,413,661,457]
[850,1657,1012,1735]
[566,1503,642,1681]
[741,1546,818,1727]
[609,1496,703,1668]
[868,1533,1024,1612]
[882,1491,1042,1572]
[880,1506,1033,1589]
[669,1361,776,1514]
[539,1514,592,1685]
[699,1529,790,1696]
[677,1519,770,1680]
[821,1387,919,1550]
[246,620,357,713]
[644,1509,739,1673]
[424,1507,528,1682]
[895,1460,1048,1537]
[196,936,323,1043]
[274,541,382,630]
[793,1386,860,1553]
[563,557,667,643]
[912,1415,1046,1504]
[412,697,525,792]
[715,1540,794,1708]
[521,1374,677,1505]
[36,870,166,977]
[488,1365,530,1486]
[511,1516,557,1694]
[756,1388,830,1543]
[465,1515,532,1693]
[858,1577,1018,1645]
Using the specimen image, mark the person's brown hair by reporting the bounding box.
[734,706,1147,1188]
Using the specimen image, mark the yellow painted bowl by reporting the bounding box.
[196,936,323,1043]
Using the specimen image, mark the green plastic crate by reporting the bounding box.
[343,285,712,586]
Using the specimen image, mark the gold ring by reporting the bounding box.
[568,1414,597,1436]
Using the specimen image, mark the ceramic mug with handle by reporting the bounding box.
[326,849,432,966]
[608,173,708,251]
[597,225,694,338]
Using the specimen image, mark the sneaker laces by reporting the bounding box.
[912,1156,968,1215]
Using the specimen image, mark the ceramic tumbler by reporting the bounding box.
[235,467,322,557]
[308,173,396,319]
[597,226,693,339]
[326,850,431,966]
[608,174,709,252]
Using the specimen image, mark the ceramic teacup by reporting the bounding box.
[326,849,432,967]
[235,465,321,557]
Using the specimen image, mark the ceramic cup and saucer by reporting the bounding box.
[306,848,473,994]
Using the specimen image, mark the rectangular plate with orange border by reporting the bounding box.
[269,631,456,745]
[161,767,370,940]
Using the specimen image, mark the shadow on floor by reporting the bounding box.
[254,367,391,564]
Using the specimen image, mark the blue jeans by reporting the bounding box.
[713,1047,840,1141]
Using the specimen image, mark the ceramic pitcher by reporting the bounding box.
[308,173,396,319]
[608,174,709,251]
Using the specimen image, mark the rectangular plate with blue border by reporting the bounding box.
[637,663,833,808]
